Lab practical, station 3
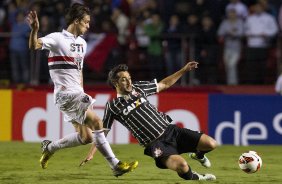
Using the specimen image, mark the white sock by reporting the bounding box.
[47,132,85,153]
[93,130,119,169]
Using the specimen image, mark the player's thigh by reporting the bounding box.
[84,109,103,130]
[72,122,93,143]
[197,134,217,151]
[161,155,188,172]
[176,127,202,152]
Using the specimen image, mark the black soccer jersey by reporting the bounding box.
[103,79,172,146]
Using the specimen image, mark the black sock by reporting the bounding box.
[196,150,211,159]
[178,166,199,180]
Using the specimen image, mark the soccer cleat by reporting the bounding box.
[39,140,54,169]
[193,171,216,181]
[189,153,211,168]
[128,160,138,171]
[112,161,138,177]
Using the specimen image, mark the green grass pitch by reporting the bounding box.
[0,142,281,184]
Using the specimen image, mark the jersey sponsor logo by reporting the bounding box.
[123,97,147,115]
[70,43,84,52]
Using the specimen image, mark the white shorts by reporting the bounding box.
[55,91,96,124]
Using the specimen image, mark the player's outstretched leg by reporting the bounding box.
[189,153,211,168]
[112,160,138,177]
[177,165,216,181]
[39,140,54,169]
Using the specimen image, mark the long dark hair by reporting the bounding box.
[65,3,90,26]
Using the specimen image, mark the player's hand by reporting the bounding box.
[185,61,199,71]
[26,11,39,31]
[79,155,93,167]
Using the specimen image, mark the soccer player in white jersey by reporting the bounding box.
[81,61,217,181]
[26,3,137,177]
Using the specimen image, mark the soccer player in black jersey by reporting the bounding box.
[81,61,217,181]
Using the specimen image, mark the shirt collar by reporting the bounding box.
[62,29,79,38]
[117,89,135,98]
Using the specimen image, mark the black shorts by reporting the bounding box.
[144,124,203,169]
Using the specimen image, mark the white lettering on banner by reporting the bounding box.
[215,111,267,146]
[273,113,282,134]
[22,94,61,142]
[21,93,202,143]
[147,95,158,107]
[241,122,267,145]
[166,109,200,131]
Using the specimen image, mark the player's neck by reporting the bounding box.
[66,24,79,37]
[117,89,131,97]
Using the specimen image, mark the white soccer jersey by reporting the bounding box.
[40,29,87,94]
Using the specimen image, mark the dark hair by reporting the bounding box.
[107,64,129,88]
[65,3,90,26]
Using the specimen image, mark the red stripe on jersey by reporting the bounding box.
[48,56,75,62]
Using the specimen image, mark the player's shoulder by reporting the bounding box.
[106,98,117,106]
[44,32,62,39]
[134,79,157,87]
[133,80,150,86]
[78,36,87,44]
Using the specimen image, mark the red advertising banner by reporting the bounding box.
[12,91,48,140]
[158,92,209,133]
[10,90,209,143]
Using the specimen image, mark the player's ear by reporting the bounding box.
[74,19,79,24]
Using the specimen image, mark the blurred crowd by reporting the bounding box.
[1,0,282,87]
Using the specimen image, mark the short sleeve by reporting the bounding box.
[40,33,57,50]
[133,79,158,96]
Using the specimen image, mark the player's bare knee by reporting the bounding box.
[208,138,217,150]
[176,161,189,173]
[80,135,93,144]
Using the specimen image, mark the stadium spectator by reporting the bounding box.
[135,16,150,52]
[225,0,249,20]
[81,62,217,181]
[144,13,164,81]
[0,8,10,82]
[244,2,278,84]
[163,14,182,76]
[51,1,67,31]
[181,13,201,84]
[111,7,129,46]
[196,15,218,84]
[217,8,244,85]
[1,0,282,85]
[9,10,30,84]
[38,15,54,84]
[258,0,278,18]
[27,3,137,176]
[111,7,129,63]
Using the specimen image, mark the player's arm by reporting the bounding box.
[157,61,198,92]
[27,11,43,50]
[79,143,98,166]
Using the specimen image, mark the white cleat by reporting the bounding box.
[189,153,211,168]
[193,171,216,181]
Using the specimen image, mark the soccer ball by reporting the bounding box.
[238,151,262,174]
